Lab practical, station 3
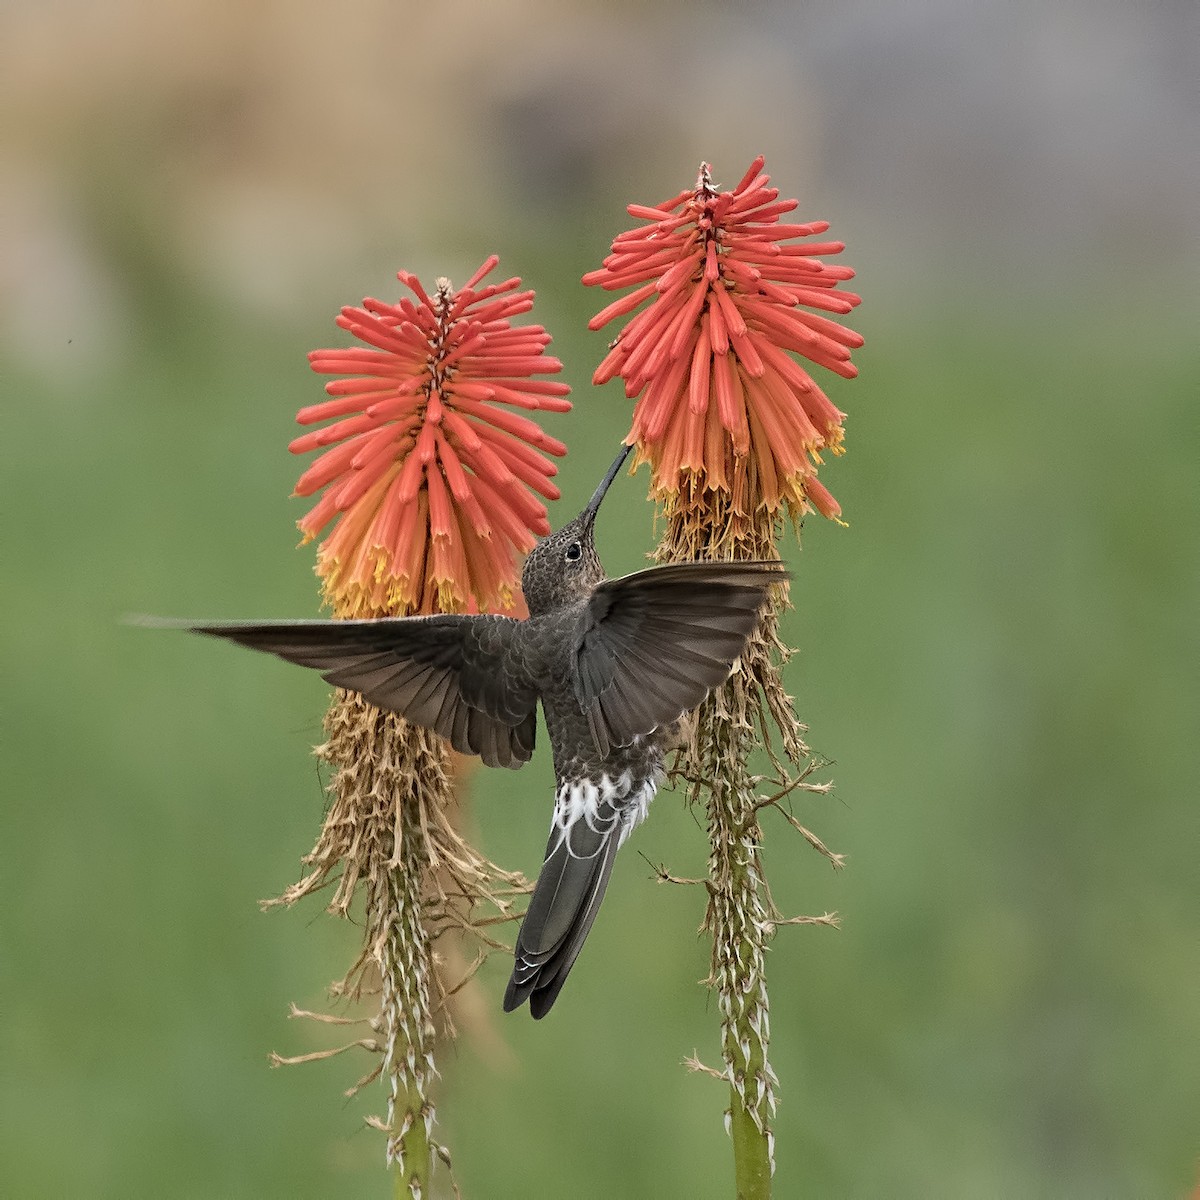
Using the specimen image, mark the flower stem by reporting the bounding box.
[653,489,791,1196]
[390,1069,432,1200]
[383,796,436,1198]
[730,1097,773,1200]
[699,695,776,1199]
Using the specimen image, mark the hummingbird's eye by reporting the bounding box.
[565,542,582,562]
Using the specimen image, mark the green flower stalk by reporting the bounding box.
[585,158,861,1196]
[270,257,570,1193]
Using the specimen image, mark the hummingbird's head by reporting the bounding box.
[521,443,632,616]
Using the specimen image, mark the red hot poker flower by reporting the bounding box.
[292,257,571,617]
[584,158,862,519]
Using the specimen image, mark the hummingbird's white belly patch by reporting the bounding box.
[549,769,661,860]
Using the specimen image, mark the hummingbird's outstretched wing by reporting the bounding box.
[190,615,539,769]
[572,560,788,757]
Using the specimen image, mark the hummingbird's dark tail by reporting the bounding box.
[504,772,654,1018]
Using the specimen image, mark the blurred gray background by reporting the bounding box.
[3,1,1197,1196]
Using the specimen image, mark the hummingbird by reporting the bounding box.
[186,444,787,1017]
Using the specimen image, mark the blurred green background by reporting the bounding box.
[3,2,1197,1197]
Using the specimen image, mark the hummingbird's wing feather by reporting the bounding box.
[503,776,637,1018]
[190,615,538,769]
[573,561,788,756]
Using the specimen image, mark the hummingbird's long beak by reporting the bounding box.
[582,443,633,525]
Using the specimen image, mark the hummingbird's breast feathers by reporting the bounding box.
[546,761,659,863]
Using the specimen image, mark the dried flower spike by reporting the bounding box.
[294,255,571,617]
[584,157,861,519]
[587,159,859,1198]
[271,258,559,1192]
